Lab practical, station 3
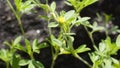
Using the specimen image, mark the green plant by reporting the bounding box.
[1,36,47,68]
[17,38,45,68]
[0,36,22,68]
[89,35,120,68]
[33,0,98,68]
[1,0,120,68]
[6,0,36,37]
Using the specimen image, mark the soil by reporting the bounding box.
[0,0,120,68]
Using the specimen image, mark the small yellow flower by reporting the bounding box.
[57,16,65,24]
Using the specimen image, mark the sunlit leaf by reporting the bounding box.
[64,10,75,20]
[13,36,22,45]
[32,60,44,68]
[75,45,90,53]
[28,60,35,68]
[48,22,58,28]
[15,44,26,52]
[12,55,20,68]
[25,39,32,55]
[116,34,120,47]
[19,59,30,66]
[50,2,56,12]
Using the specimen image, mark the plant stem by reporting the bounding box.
[51,54,58,68]
[50,46,59,68]
[51,57,55,68]
[84,26,98,50]
[74,54,92,68]
[6,0,25,37]
[17,18,25,37]
[6,61,9,68]
[30,54,35,60]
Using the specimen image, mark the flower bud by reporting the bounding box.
[57,16,65,24]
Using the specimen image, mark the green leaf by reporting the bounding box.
[60,47,71,54]
[99,42,106,52]
[28,60,35,68]
[65,1,72,6]
[12,55,20,68]
[39,4,50,12]
[27,60,44,68]
[104,59,113,68]
[79,17,90,22]
[50,35,62,47]
[50,2,56,12]
[15,44,26,52]
[84,0,98,7]
[14,0,22,11]
[75,45,90,53]
[19,59,30,66]
[53,38,62,47]
[116,35,120,47]
[38,43,49,49]
[33,39,38,47]
[48,22,58,28]
[64,10,75,20]
[32,39,49,54]
[13,36,22,45]
[3,41,11,47]
[25,39,32,55]
[63,33,75,36]
[38,15,49,20]
[89,53,99,63]
[32,39,40,54]
[20,0,36,13]
[76,17,90,26]
[92,22,105,32]
[112,58,119,64]
[0,49,12,63]
[32,60,44,68]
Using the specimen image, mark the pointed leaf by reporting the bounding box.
[13,36,22,45]
[75,45,90,53]
[3,41,11,47]
[48,22,58,28]
[84,0,98,7]
[64,10,75,20]
[32,60,44,68]
[32,39,40,53]
[12,55,20,68]
[15,44,26,52]
[19,59,30,66]
[25,39,32,55]
[116,35,120,47]
[28,60,35,68]
[50,2,56,12]
[38,15,49,20]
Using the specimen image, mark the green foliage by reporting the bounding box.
[3,0,120,68]
[12,55,21,68]
[66,0,98,13]
[0,36,46,68]
[14,0,36,14]
[19,60,44,68]
[89,35,120,68]
[0,49,12,63]
[75,45,90,53]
